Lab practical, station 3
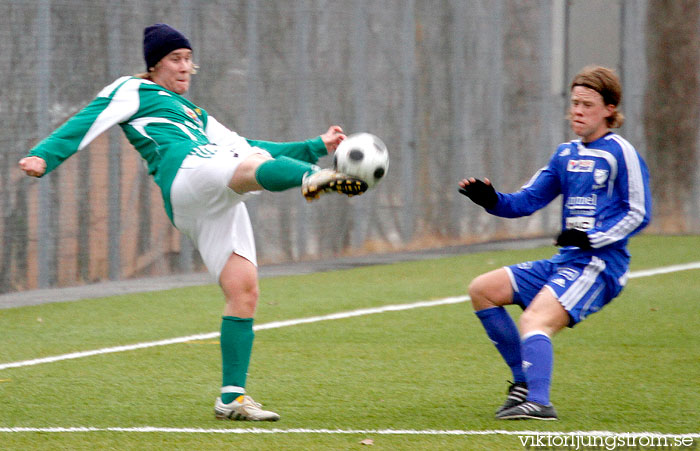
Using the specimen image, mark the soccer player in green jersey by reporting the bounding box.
[19,23,367,421]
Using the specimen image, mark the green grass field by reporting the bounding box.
[1,235,698,450]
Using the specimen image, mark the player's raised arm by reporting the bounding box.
[18,156,47,178]
[458,177,498,209]
[320,125,346,153]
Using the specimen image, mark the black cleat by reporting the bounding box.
[495,381,528,415]
[496,400,558,420]
[302,169,368,201]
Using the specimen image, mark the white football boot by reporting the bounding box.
[301,168,368,201]
[214,395,280,421]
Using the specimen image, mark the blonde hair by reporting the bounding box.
[570,65,624,128]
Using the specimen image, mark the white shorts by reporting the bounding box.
[170,145,264,281]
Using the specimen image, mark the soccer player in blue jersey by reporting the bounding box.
[20,23,367,422]
[458,66,652,420]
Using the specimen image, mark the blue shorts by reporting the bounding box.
[505,255,628,326]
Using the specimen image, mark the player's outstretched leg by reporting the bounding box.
[251,157,367,200]
[301,168,368,201]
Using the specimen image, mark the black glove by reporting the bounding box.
[555,229,592,249]
[458,179,498,209]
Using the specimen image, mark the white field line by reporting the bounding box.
[0,296,466,371]
[1,261,698,372]
[0,427,698,438]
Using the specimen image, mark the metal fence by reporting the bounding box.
[0,0,695,293]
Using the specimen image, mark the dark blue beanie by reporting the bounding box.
[143,23,192,70]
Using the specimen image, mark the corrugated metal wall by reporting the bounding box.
[0,0,694,293]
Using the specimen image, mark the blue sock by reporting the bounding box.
[475,307,526,382]
[521,332,553,405]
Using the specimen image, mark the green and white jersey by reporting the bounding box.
[28,76,327,222]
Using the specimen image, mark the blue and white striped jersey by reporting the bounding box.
[488,132,651,265]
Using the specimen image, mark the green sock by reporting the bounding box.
[247,137,326,163]
[254,156,316,191]
[220,316,254,404]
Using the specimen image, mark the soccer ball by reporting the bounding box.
[333,133,389,189]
